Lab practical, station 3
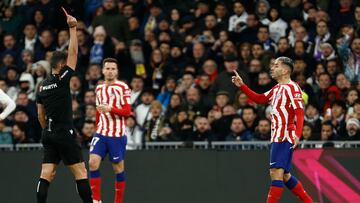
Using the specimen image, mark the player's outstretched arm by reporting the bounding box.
[232,70,270,104]
[62,7,78,70]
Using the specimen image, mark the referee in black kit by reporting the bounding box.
[35,8,92,203]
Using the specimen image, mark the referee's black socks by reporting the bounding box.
[37,178,50,203]
[76,179,93,203]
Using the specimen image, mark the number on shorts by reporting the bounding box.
[91,137,100,146]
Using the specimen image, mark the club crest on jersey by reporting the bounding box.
[294,93,302,98]
[124,89,131,96]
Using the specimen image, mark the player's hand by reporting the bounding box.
[231,70,244,87]
[292,135,299,149]
[97,104,111,113]
[61,7,77,28]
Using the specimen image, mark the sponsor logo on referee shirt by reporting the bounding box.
[40,83,58,92]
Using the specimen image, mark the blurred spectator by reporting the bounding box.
[242,105,258,133]
[189,116,214,141]
[32,60,50,95]
[56,30,69,51]
[344,118,360,140]
[337,35,360,82]
[92,0,130,43]
[83,90,96,106]
[175,72,195,95]
[125,115,143,150]
[12,122,32,144]
[18,72,35,100]
[130,75,144,108]
[225,116,253,141]
[170,108,193,141]
[84,104,96,122]
[0,6,22,38]
[157,76,176,109]
[265,7,287,42]
[19,23,40,54]
[301,122,315,141]
[228,1,248,32]
[213,91,230,111]
[89,25,114,65]
[79,120,96,148]
[257,25,276,52]
[185,87,208,118]
[211,54,248,103]
[135,89,154,127]
[143,100,168,142]
[0,120,12,144]
[84,63,102,90]
[164,93,184,125]
[70,75,83,103]
[304,103,321,138]
[320,121,337,141]
[253,118,271,141]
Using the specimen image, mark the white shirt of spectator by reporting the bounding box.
[135,103,152,127]
[228,12,248,32]
[130,90,141,105]
[25,37,37,53]
[126,125,143,150]
[268,18,288,42]
[0,89,16,120]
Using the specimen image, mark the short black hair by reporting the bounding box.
[276,56,294,72]
[102,57,118,67]
[50,51,67,69]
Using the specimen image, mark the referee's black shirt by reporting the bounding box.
[36,66,75,130]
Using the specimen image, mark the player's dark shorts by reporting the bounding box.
[41,127,83,165]
[89,133,127,163]
[269,141,294,173]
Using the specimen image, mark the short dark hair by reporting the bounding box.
[242,105,257,114]
[50,51,67,70]
[276,56,294,72]
[102,57,118,67]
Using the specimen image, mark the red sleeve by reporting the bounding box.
[239,84,272,104]
[294,108,304,138]
[110,104,132,117]
[96,109,100,126]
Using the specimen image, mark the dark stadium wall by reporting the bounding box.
[1,150,360,203]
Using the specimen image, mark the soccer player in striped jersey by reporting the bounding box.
[232,57,313,203]
[89,58,132,203]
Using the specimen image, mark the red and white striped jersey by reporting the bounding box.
[264,81,304,143]
[95,80,131,137]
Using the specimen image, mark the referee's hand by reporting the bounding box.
[61,7,77,28]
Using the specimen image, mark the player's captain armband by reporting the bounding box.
[302,91,309,105]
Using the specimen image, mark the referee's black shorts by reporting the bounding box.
[41,127,83,165]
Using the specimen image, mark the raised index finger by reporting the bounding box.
[233,70,240,77]
[61,7,69,16]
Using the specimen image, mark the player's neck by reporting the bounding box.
[105,79,117,85]
[277,76,291,85]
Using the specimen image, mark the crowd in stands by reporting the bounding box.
[0,0,360,148]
